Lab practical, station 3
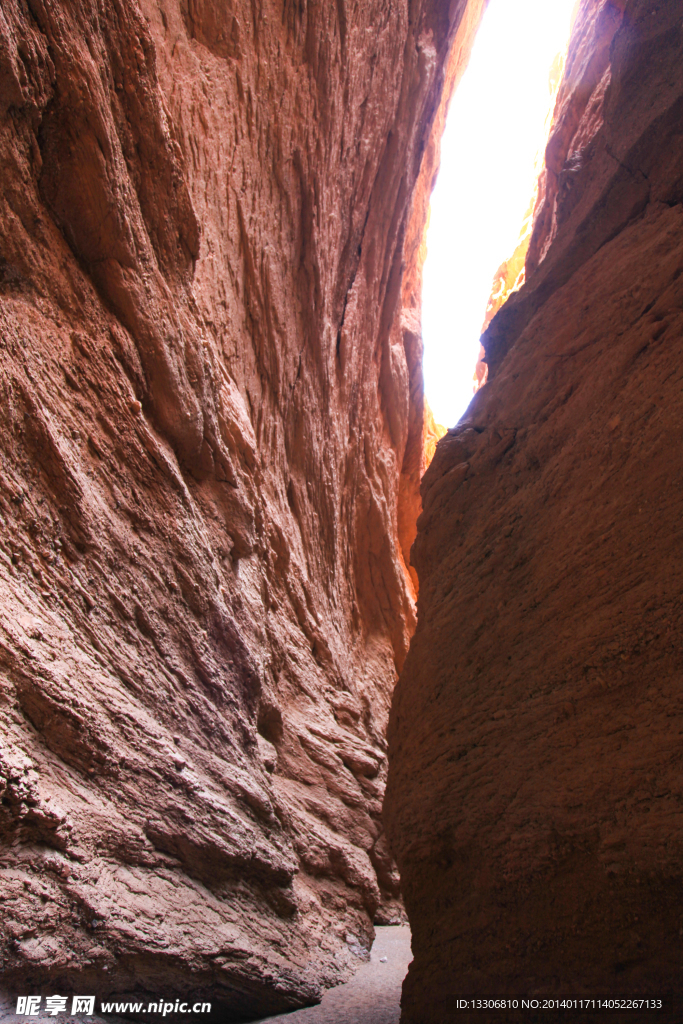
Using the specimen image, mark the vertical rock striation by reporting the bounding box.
[0,0,485,1017]
[386,1,683,1020]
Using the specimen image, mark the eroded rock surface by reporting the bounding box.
[386,2,683,1020]
[0,0,485,1018]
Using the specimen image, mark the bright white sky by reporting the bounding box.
[422,0,577,428]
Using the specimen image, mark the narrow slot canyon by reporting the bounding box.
[0,1,682,1024]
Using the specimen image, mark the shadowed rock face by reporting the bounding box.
[386,1,683,1020]
[0,0,486,1018]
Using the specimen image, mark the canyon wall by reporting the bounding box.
[0,0,487,1018]
[386,0,683,1020]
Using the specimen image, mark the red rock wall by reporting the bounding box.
[0,0,486,1016]
[386,1,683,1020]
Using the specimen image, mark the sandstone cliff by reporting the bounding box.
[0,0,487,1017]
[386,1,683,1020]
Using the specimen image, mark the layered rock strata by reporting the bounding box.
[0,0,486,1018]
[387,1,683,1020]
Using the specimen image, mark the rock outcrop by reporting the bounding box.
[386,1,683,1020]
[0,0,486,1017]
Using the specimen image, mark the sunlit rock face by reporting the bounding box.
[0,0,486,1017]
[386,1,683,1019]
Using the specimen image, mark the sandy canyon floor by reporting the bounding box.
[0,927,411,1024]
[256,926,412,1024]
